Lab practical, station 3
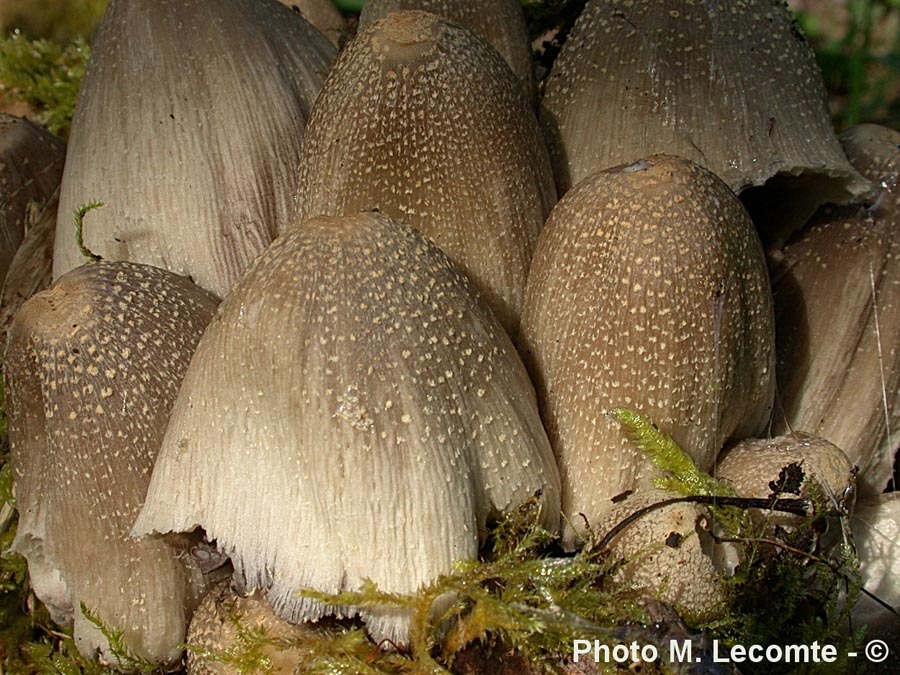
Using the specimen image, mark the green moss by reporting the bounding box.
[0,32,90,138]
[74,201,104,263]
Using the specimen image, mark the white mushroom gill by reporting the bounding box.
[520,155,774,548]
[52,0,336,298]
[5,261,218,668]
[294,10,556,335]
[133,212,561,645]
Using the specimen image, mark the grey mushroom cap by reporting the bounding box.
[770,203,900,497]
[6,261,218,667]
[359,0,535,103]
[0,113,65,284]
[52,0,336,298]
[294,9,556,334]
[520,155,774,547]
[539,0,872,236]
[133,212,561,645]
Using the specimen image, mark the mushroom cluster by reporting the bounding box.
[3,0,899,671]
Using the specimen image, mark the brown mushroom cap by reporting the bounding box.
[52,0,336,298]
[539,0,871,237]
[770,205,900,496]
[0,113,65,283]
[6,261,218,667]
[294,10,556,334]
[594,488,728,622]
[133,212,561,644]
[840,123,900,189]
[359,0,535,102]
[520,155,774,546]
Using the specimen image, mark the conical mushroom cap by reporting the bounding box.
[772,127,900,497]
[359,0,535,102]
[520,155,774,546]
[0,113,65,283]
[771,207,900,496]
[540,0,871,233]
[294,10,556,334]
[6,261,218,667]
[52,0,336,298]
[133,212,561,644]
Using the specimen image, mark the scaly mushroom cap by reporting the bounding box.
[594,488,728,622]
[294,10,556,334]
[52,0,336,298]
[0,113,65,283]
[359,0,535,102]
[770,207,900,496]
[276,0,346,47]
[187,585,314,675]
[6,261,218,667]
[133,212,561,644]
[771,126,900,496]
[520,155,774,547]
[540,0,871,235]
[716,433,854,529]
[851,493,900,648]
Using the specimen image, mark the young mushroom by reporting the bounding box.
[358,0,536,103]
[5,261,218,667]
[133,211,561,645]
[770,124,900,497]
[539,0,872,242]
[294,10,556,334]
[52,0,336,298]
[520,155,775,547]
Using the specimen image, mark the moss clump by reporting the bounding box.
[0,32,90,138]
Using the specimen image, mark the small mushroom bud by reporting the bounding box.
[0,113,65,284]
[359,0,535,102]
[295,10,556,334]
[133,212,561,645]
[520,155,775,547]
[6,261,218,667]
[187,584,313,675]
[594,488,728,623]
[771,125,900,497]
[539,0,872,240]
[52,0,336,298]
[716,433,854,532]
